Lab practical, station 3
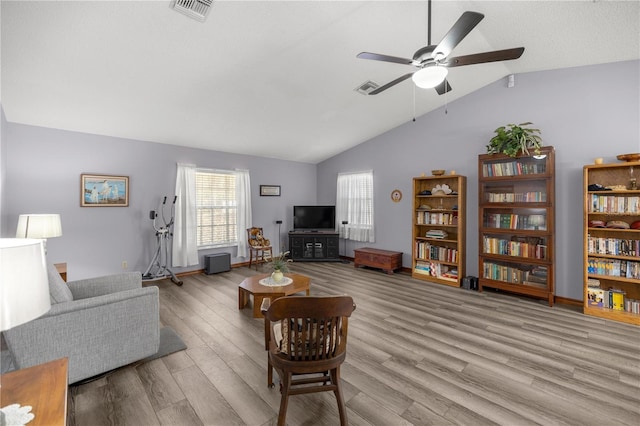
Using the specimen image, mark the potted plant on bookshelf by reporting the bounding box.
[268,251,292,283]
[486,122,543,157]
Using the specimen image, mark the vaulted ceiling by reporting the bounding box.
[2,1,639,163]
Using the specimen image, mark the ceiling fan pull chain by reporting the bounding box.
[412,85,417,122]
[444,80,448,114]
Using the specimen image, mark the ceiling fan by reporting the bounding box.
[357,1,525,95]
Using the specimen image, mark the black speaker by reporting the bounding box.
[205,253,231,275]
[462,276,478,291]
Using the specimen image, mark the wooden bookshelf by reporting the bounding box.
[583,160,640,325]
[412,174,466,287]
[478,146,555,306]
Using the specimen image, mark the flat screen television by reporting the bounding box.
[293,205,336,231]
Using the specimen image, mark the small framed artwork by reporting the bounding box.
[81,174,129,207]
[391,189,402,203]
[260,185,281,196]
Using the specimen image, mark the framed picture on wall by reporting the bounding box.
[81,174,129,207]
[260,185,281,196]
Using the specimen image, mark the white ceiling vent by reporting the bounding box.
[355,80,379,95]
[172,0,213,22]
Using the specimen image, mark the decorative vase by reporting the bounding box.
[271,270,284,283]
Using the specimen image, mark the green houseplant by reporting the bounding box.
[486,122,543,157]
[268,251,292,283]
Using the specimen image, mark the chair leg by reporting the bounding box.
[267,357,274,388]
[277,372,292,426]
[249,249,253,270]
[331,367,348,426]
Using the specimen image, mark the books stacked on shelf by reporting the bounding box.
[526,266,548,287]
[415,241,458,263]
[414,261,457,281]
[486,190,546,203]
[588,194,640,214]
[482,262,547,287]
[587,257,640,279]
[482,236,547,259]
[425,229,448,239]
[484,213,546,230]
[587,235,640,256]
[587,279,639,313]
[416,211,458,225]
[482,160,546,177]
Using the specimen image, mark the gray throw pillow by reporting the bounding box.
[48,263,73,304]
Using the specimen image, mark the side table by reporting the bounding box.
[54,262,67,282]
[0,357,68,425]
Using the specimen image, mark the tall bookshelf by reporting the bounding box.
[583,160,640,325]
[412,174,466,287]
[478,146,555,306]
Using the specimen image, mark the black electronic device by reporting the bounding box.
[293,205,336,231]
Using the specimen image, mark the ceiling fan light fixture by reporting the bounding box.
[412,66,448,89]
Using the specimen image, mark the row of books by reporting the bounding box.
[414,261,457,281]
[482,262,547,287]
[415,241,458,263]
[484,213,547,230]
[587,257,640,279]
[485,191,546,203]
[587,282,640,313]
[588,194,640,214]
[482,236,547,259]
[587,235,640,257]
[416,211,458,226]
[482,161,546,177]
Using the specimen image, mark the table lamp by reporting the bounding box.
[0,238,51,332]
[15,214,62,253]
[0,239,51,424]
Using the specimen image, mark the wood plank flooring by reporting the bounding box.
[68,262,640,426]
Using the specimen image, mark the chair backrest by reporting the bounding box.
[264,296,355,361]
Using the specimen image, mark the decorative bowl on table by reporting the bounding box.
[617,153,640,162]
[431,169,445,176]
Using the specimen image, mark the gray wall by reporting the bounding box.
[3,60,639,299]
[317,60,640,300]
[2,124,316,279]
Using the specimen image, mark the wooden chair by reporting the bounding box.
[261,295,356,426]
[247,227,273,270]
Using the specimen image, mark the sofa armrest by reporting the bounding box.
[67,271,142,299]
[3,286,159,384]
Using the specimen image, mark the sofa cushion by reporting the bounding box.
[48,264,73,304]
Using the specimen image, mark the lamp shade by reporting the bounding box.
[16,214,62,238]
[412,66,448,89]
[0,238,51,331]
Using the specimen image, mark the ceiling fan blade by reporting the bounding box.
[357,52,413,66]
[369,73,415,95]
[441,47,525,67]
[434,79,452,95]
[432,11,484,59]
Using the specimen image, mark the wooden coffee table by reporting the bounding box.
[238,273,310,318]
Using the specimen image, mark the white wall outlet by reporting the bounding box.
[122,261,128,269]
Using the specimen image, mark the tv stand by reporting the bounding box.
[289,231,340,262]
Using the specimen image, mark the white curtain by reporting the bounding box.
[172,163,199,267]
[235,169,252,258]
[336,170,375,242]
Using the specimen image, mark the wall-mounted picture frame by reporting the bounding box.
[81,174,129,207]
[260,185,281,196]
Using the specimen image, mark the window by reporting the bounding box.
[196,169,237,247]
[336,171,374,242]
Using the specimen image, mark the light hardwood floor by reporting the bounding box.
[68,262,640,426]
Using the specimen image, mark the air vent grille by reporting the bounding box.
[355,80,379,95]
[172,0,213,22]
